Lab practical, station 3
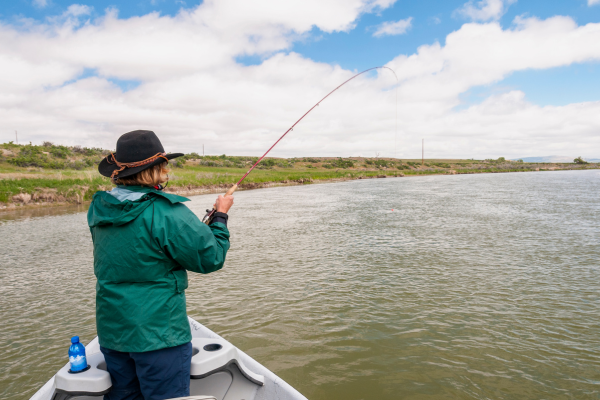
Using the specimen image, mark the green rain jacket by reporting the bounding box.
[87,185,230,353]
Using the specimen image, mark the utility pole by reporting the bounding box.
[203,144,205,157]
[395,86,397,159]
[15,130,18,144]
[422,139,424,166]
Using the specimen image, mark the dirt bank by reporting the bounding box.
[0,174,401,212]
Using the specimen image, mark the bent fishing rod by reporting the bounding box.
[202,66,398,224]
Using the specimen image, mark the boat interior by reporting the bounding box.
[50,337,264,400]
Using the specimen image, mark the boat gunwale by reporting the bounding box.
[29,316,308,400]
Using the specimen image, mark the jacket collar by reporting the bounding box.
[116,185,190,204]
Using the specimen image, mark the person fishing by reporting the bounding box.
[87,130,233,400]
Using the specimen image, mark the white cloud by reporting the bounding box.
[373,17,413,37]
[45,4,92,28]
[64,4,92,16]
[589,0,600,6]
[32,0,49,8]
[0,3,599,160]
[384,15,600,157]
[456,0,516,22]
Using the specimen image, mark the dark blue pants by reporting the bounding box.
[100,342,192,400]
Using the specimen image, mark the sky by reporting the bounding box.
[1,0,599,159]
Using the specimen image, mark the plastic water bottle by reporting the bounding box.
[69,336,87,373]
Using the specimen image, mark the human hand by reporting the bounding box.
[214,195,234,213]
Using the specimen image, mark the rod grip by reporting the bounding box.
[225,184,238,197]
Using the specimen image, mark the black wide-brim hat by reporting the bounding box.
[98,130,184,179]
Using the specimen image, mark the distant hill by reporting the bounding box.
[513,155,599,163]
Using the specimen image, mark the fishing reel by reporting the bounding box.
[202,208,216,225]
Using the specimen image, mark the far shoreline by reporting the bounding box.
[1,167,596,214]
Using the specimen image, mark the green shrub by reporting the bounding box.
[83,147,107,156]
[199,159,220,167]
[336,158,354,168]
[322,158,353,169]
[182,152,201,162]
[50,145,72,159]
[303,157,319,163]
[373,159,388,168]
[73,145,103,156]
[170,159,184,168]
[8,144,54,168]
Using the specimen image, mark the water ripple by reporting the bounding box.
[1,171,599,399]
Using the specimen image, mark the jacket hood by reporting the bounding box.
[88,186,189,228]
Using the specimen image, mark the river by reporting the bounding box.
[1,170,599,400]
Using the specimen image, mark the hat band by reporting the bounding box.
[107,152,168,179]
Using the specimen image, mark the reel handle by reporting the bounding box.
[202,184,238,224]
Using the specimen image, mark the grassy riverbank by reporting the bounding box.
[1,142,597,209]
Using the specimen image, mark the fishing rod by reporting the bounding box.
[202,66,398,224]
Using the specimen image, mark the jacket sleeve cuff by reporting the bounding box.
[210,212,228,226]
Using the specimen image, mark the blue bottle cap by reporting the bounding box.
[71,336,79,344]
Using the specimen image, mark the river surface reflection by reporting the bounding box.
[1,170,599,399]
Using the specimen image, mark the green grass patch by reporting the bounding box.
[0,176,109,203]
[1,141,598,206]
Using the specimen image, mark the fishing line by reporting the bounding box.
[203,66,399,224]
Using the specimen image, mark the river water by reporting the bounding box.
[1,171,599,400]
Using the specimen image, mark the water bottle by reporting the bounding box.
[68,336,88,373]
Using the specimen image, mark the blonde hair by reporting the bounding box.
[112,162,170,187]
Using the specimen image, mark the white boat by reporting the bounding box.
[30,317,307,400]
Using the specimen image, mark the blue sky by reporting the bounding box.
[0,0,599,158]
